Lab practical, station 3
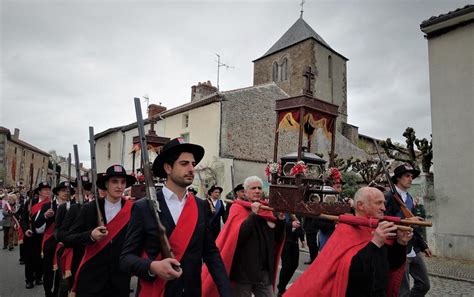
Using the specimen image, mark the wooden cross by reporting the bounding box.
[302,66,315,96]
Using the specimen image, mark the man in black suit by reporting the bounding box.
[120,137,231,297]
[66,165,136,297]
[385,164,431,297]
[207,185,225,239]
[20,182,51,289]
[35,181,74,297]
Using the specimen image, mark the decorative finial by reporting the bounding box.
[300,0,305,19]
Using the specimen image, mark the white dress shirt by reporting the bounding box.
[104,198,122,223]
[162,186,188,225]
[395,186,416,258]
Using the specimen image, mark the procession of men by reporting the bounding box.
[0,134,435,297]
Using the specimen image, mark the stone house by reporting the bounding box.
[0,127,50,189]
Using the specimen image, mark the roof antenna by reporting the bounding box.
[216,53,234,91]
[300,0,305,19]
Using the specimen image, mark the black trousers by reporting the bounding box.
[19,242,25,261]
[277,242,300,294]
[43,243,59,296]
[306,231,319,262]
[24,233,43,283]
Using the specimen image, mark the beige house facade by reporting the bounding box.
[420,5,474,259]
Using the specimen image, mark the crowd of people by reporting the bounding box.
[0,137,431,297]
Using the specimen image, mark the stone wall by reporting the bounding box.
[254,39,315,97]
[220,83,289,162]
[253,38,348,127]
[5,141,49,188]
[0,133,6,187]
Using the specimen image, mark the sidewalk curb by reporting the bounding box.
[427,272,474,284]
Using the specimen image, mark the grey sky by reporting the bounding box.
[1,0,467,164]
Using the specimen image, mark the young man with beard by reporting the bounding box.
[120,138,231,297]
[35,181,74,297]
[20,182,52,289]
[66,165,136,297]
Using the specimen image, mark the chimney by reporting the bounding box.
[13,128,20,140]
[191,81,217,102]
[147,104,167,119]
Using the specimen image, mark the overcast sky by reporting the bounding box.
[1,0,468,165]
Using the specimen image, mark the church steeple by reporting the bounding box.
[252,17,348,127]
[254,18,345,62]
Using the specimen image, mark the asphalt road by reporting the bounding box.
[1,245,472,297]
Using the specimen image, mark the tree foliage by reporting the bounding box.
[341,171,359,198]
[380,127,433,173]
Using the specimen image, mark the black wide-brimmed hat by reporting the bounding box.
[152,137,205,178]
[391,164,421,183]
[188,186,198,195]
[96,165,137,190]
[233,184,244,194]
[36,182,51,192]
[207,185,223,196]
[72,176,93,191]
[53,181,76,196]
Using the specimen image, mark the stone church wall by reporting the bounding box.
[220,84,289,162]
[253,39,315,97]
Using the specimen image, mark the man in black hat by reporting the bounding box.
[120,137,231,297]
[35,181,74,297]
[55,174,101,297]
[66,165,136,297]
[385,163,431,297]
[223,184,245,223]
[207,185,225,239]
[20,181,52,289]
[71,175,93,202]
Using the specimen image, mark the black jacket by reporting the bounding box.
[207,198,225,239]
[384,191,428,254]
[347,241,407,297]
[230,212,285,285]
[120,191,231,297]
[34,200,59,253]
[19,197,39,234]
[58,202,84,277]
[66,198,131,297]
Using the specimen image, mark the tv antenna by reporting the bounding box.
[216,53,234,91]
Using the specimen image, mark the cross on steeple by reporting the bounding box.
[300,0,305,18]
[302,66,315,96]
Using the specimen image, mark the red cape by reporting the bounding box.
[201,200,283,297]
[283,221,405,297]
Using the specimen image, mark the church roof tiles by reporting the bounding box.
[254,17,347,62]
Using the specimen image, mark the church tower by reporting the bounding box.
[253,17,348,127]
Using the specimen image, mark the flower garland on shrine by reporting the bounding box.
[265,161,282,176]
[324,167,342,185]
[290,161,308,176]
